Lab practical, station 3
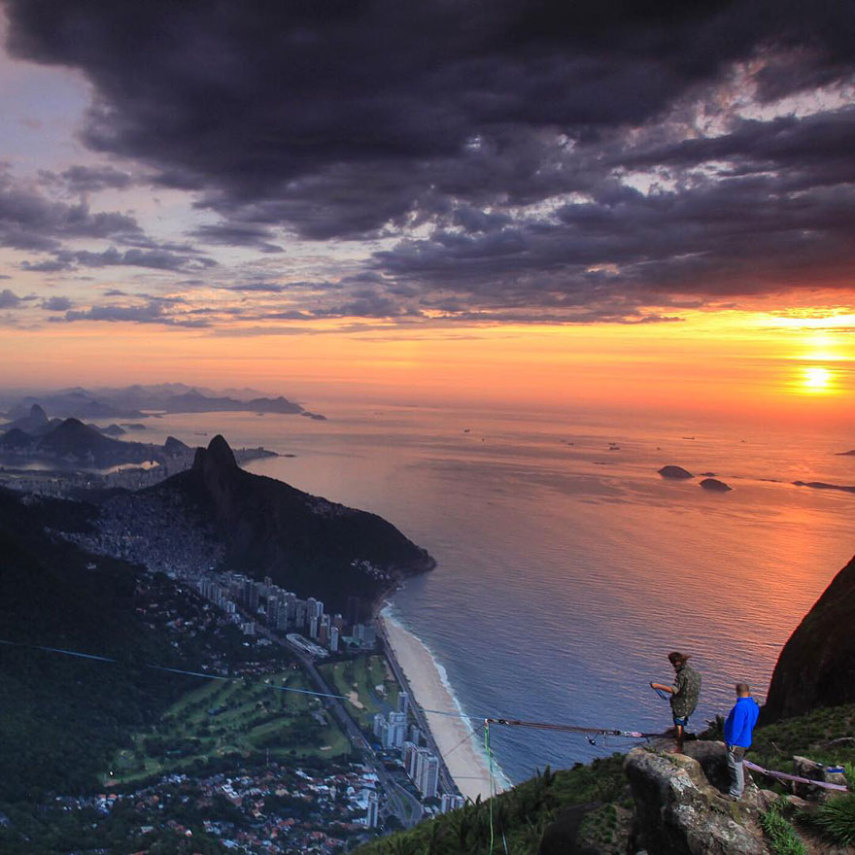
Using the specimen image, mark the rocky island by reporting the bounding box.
[700,477,732,492]
[658,464,694,479]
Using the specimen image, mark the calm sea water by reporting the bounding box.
[134,402,855,784]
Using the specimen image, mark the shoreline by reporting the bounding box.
[378,606,510,801]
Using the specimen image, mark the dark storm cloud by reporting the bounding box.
[0,167,141,251]
[40,164,134,194]
[190,222,283,253]
[4,0,855,319]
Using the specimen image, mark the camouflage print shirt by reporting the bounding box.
[670,665,701,718]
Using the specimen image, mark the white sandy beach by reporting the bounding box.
[380,609,504,801]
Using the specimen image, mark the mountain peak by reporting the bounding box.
[193,434,238,472]
[29,403,48,423]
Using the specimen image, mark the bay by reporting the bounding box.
[133,401,855,784]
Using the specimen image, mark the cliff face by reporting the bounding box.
[764,553,855,721]
[158,435,434,612]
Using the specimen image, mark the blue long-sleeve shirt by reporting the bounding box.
[724,696,760,748]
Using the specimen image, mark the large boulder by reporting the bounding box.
[764,554,855,720]
[624,747,769,855]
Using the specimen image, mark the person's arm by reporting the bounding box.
[649,682,674,693]
[725,703,750,745]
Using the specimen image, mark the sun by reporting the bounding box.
[802,366,832,392]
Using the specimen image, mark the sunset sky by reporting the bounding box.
[0,1,853,422]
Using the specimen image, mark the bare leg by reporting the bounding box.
[674,724,684,753]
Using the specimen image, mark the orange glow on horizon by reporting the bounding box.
[1,303,852,428]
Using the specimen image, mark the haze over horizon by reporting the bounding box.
[0,1,853,424]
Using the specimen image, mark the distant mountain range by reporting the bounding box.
[0,407,274,471]
[0,383,326,421]
[0,415,162,467]
[0,409,191,468]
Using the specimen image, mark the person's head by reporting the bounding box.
[735,682,751,697]
[668,651,689,670]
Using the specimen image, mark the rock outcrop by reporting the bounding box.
[624,746,770,855]
[659,465,694,479]
[700,478,732,492]
[764,554,855,720]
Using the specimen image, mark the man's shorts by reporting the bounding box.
[673,715,689,727]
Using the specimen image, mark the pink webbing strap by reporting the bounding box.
[743,759,849,792]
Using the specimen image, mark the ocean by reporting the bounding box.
[133,401,855,785]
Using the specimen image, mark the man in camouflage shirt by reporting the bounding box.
[650,651,702,753]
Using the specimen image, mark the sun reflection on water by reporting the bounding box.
[801,365,833,393]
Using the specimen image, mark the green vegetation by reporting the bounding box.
[319,655,401,732]
[353,756,628,855]
[0,489,188,799]
[111,667,351,783]
[760,799,806,855]
[750,705,855,772]
[578,802,631,854]
[800,792,855,846]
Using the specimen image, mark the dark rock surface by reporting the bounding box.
[700,478,732,492]
[659,465,694,479]
[764,553,855,720]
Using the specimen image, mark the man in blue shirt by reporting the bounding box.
[723,683,760,799]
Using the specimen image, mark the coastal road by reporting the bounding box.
[253,622,422,828]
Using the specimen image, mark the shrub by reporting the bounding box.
[810,793,855,845]
[760,800,806,855]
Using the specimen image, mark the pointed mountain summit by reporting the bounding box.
[3,403,52,434]
[153,436,434,611]
[194,433,239,471]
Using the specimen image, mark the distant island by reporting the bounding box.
[658,464,693,479]
[699,477,732,492]
[0,382,326,421]
[792,480,855,494]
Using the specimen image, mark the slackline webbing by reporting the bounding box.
[485,717,660,739]
[744,760,849,792]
